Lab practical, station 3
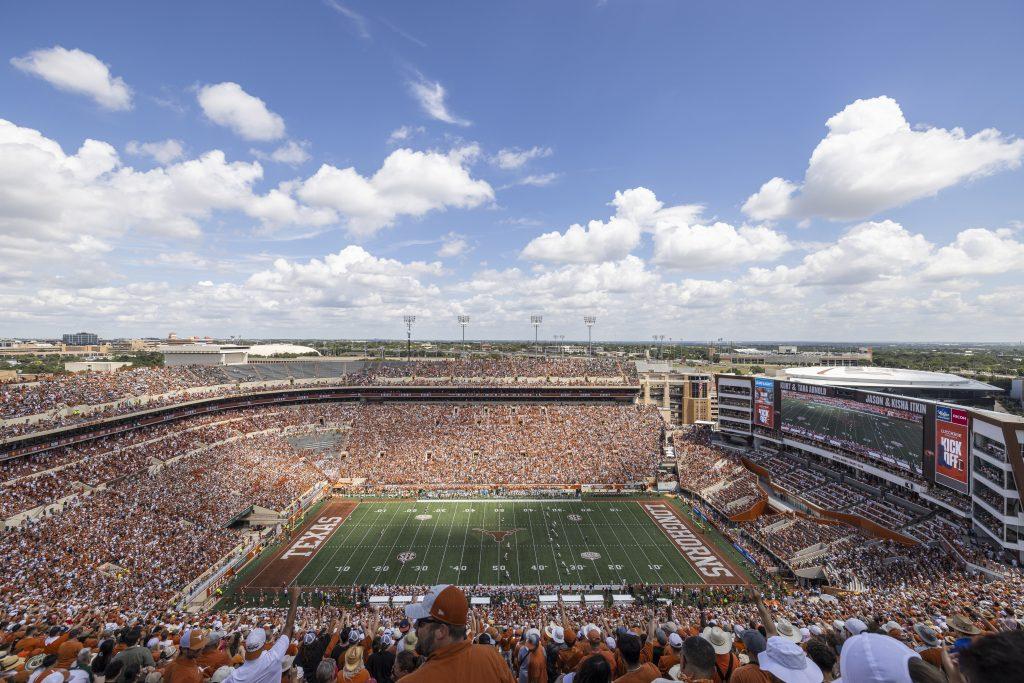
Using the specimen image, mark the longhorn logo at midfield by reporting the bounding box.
[473,528,523,543]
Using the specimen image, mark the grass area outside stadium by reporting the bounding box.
[218,496,759,607]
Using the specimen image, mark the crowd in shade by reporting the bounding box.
[341,404,663,487]
[0,359,638,439]
[364,358,638,385]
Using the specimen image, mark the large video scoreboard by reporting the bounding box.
[778,381,926,476]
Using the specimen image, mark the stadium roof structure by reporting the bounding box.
[247,344,321,357]
[781,366,999,392]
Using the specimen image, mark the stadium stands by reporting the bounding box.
[0,362,1021,683]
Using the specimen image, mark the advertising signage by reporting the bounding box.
[753,377,776,429]
[933,405,970,493]
[779,382,926,475]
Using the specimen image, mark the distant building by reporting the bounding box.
[65,361,131,373]
[719,348,872,367]
[1011,378,1024,403]
[779,365,1002,408]
[637,361,713,425]
[62,332,99,346]
[159,343,249,366]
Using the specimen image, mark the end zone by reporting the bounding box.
[239,499,356,588]
[639,501,747,585]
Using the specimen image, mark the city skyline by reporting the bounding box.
[2,1,1023,341]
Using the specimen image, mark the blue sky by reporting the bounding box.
[2,0,1023,341]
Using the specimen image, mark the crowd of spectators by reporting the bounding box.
[342,404,663,487]
[742,516,857,562]
[2,580,1022,683]
[1,359,640,441]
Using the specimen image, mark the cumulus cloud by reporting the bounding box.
[492,146,552,170]
[197,82,286,141]
[747,220,932,287]
[251,140,311,166]
[126,139,185,164]
[297,144,493,237]
[11,46,133,110]
[742,96,1024,221]
[651,222,792,269]
[0,118,335,251]
[246,246,444,309]
[921,227,1024,280]
[523,187,789,268]
[408,74,470,126]
[437,232,469,258]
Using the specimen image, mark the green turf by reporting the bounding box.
[294,500,708,587]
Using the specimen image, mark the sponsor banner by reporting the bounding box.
[935,406,970,493]
[754,378,775,429]
[641,503,741,584]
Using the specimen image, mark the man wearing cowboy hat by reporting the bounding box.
[399,584,513,682]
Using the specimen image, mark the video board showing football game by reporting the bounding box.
[753,377,776,429]
[779,382,926,475]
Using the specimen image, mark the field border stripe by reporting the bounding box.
[637,501,748,586]
[240,499,356,589]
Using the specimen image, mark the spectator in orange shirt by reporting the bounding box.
[613,633,659,683]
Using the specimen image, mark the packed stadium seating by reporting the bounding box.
[1,363,1022,683]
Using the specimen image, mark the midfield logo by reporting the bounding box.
[473,528,523,542]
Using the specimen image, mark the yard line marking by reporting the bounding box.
[589,502,637,586]
[433,501,461,585]
[371,503,417,585]
[546,504,583,585]
[396,503,430,585]
[626,503,688,584]
[306,503,367,587]
[351,503,399,584]
[414,503,442,585]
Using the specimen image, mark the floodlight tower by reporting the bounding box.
[583,316,596,356]
[404,315,416,361]
[653,334,665,359]
[458,315,470,352]
[530,315,543,352]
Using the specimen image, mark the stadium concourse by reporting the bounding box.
[0,361,1021,682]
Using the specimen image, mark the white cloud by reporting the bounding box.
[197,82,286,141]
[742,96,1024,221]
[388,125,425,144]
[0,118,336,255]
[504,173,560,188]
[251,140,311,166]
[437,232,469,258]
[409,75,470,126]
[298,144,493,237]
[748,220,932,287]
[323,0,370,39]
[246,246,444,311]
[522,186,789,268]
[921,227,1024,280]
[11,46,133,110]
[126,139,185,164]
[651,222,792,269]
[492,146,553,170]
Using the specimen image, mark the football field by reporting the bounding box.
[241,499,751,590]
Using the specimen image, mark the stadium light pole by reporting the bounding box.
[531,315,543,353]
[458,315,470,354]
[404,315,416,361]
[583,316,596,356]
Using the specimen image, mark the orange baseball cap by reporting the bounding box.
[405,584,469,627]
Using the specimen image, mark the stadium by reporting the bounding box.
[1,354,1023,682]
